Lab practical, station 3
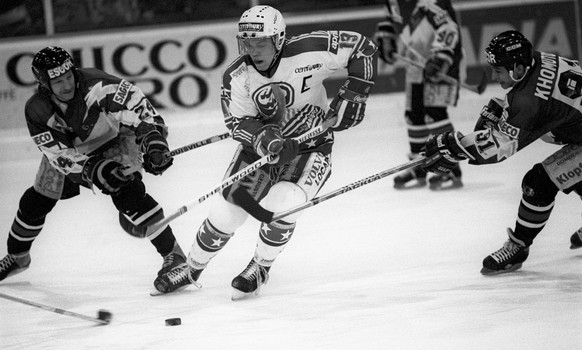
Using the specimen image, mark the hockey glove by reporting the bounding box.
[252,125,299,166]
[373,20,398,64]
[423,51,453,83]
[83,157,135,195]
[137,126,173,175]
[474,98,504,131]
[326,76,374,131]
[422,132,469,174]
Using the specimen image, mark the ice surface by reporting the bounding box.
[1,85,580,349]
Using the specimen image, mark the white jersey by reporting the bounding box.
[221,30,377,156]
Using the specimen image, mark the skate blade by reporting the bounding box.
[393,180,427,190]
[231,288,259,301]
[149,285,190,296]
[480,263,523,276]
[429,180,463,191]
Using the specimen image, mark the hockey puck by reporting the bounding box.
[165,318,181,326]
[97,309,113,324]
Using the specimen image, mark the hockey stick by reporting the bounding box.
[118,132,231,177]
[232,157,426,223]
[394,53,487,95]
[0,292,112,325]
[169,132,231,157]
[130,118,337,237]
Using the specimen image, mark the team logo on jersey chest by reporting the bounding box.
[252,82,294,117]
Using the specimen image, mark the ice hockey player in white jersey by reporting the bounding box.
[374,0,464,190]
[154,5,378,298]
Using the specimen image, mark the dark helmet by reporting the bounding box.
[31,46,76,88]
[485,30,533,71]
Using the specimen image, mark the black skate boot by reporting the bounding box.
[152,263,202,295]
[158,243,186,277]
[231,258,270,300]
[428,173,463,190]
[570,227,582,249]
[0,253,31,282]
[481,229,529,275]
[393,167,427,189]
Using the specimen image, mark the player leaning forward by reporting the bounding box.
[0,46,186,288]
[154,5,378,297]
[421,30,582,275]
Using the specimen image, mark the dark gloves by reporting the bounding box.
[422,132,469,174]
[83,157,135,195]
[326,76,374,131]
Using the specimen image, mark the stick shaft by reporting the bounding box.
[139,120,335,236]
[0,292,108,324]
[394,53,484,94]
[272,157,424,221]
[169,132,230,157]
[143,154,274,235]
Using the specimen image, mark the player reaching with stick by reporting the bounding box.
[154,5,378,298]
[0,46,186,291]
[421,30,582,274]
[374,0,464,190]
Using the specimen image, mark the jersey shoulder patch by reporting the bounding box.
[32,131,54,146]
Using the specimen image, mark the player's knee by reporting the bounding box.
[207,196,248,233]
[522,163,558,205]
[264,181,307,222]
[19,187,58,220]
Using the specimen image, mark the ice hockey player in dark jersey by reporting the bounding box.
[421,30,582,274]
[374,0,464,190]
[0,46,186,292]
[154,5,378,298]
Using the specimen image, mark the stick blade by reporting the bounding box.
[231,187,274,223]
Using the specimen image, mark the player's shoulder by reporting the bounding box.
[24,89,53,123]
[283,31,336,57]
[77,68,123,89]
[222,55,251,85]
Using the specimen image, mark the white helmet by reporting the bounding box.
[237,5,286,53]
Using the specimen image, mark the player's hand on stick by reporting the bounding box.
[423,51,453,83]
[253,125,299,166]
[422,132,469,174]
[374,20,398,64]
[138,129,174,175]
[83,157,135,194]
[326,76,374,131]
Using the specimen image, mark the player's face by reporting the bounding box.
[49,70,76,101]
[242,37,277,71]
[490,66,515,89]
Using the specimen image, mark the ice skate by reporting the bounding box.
[428,173,463,190]
[393,167,427,189]
[481,229,529,275]
[231,258,270,301]
[152,263,202,296]
[157,243,186,277]
[0,253,31,282]
[570,227,582,249]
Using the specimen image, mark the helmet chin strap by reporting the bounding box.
[508,61,532,83]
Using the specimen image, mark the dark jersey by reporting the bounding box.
[460,51,582,164]
[25,68,161,182]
